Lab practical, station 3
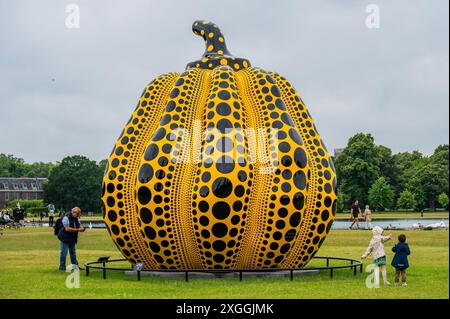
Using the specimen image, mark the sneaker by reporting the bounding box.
[402,282,407,287]
[384,281,391,285]
[394,282,399,286]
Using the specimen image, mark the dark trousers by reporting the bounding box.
[49,216,54,227]
[395,269,407,283]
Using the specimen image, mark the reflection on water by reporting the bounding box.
[332,218,449,230]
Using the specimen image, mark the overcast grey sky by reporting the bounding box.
[0,0,448,163]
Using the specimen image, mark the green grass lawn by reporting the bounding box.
[0,227,447,299]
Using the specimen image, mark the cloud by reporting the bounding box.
[0,0,448,162]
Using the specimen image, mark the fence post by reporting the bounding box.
[330,268,333,279]
[185,271,188,282]
[102,262,106,280]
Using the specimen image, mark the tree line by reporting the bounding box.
[333,133,449,212]
[1,132,448,213]
[0,154,55,178]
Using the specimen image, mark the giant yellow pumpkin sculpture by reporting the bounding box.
[102,20,337,270]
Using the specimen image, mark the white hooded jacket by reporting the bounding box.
[361,226,391,260]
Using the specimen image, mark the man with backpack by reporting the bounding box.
[55,207,85,271]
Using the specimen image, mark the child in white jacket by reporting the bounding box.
[361,226,392,286]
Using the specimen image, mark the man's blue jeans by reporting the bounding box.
[59,241,78,270]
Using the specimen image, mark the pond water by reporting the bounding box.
[25,218,449,230]
[331,218,449,230]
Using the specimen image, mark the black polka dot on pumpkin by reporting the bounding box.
[216,102,231,116]
[289,128,303,145]
[138,164,153,183]
[285,229,296,242]
[106,196,115,207]
[212,201,230,220]
[111,158,119,168]
[281,113,295,127]
[216,156,235,174]
[322,210,330,221]
[107,210,117,222]
[293,171,307,190]
[294,148,308,169]
[217,137,233,152]
[234,185,245,197]
[149,242,161,253]
[293,192,305,210]
[198,200,209,213]
[279,142,291,153]
[137,186,151,205]
[213,240,226,252]
[218,90,230,100]
[280,243,291,254]
[324,196,332,207]
[166,101,176,112]
[212,223,228,238]
[152,128,166,141]
[199,186,210,197]
[106,183,115,193]
[144,144,159,161]
[217,119,233,134]
[140,207,152,224]
[212,177,233,198]
[115,147,123,156]
[170,88,180,99]
[111,225,119,235]
[289,212,301,227]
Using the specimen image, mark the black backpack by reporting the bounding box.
[54,217,64,235]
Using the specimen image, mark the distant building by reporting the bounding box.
[333,148,344,157]
[0,177,47,208]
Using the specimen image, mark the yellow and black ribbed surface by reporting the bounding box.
[102,21,337,270]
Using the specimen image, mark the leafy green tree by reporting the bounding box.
[368,177,394,211]
[44,155,104,213]
[397,190,417,210]
[375,145,398,185]
[393,151,424,195]
[406,163,449,209]
[25,162,55,178]
[336,187,347,213]
[0,154,27,177]
[438,193,449,210]
[0,154,55,178]
[334,133,381,207]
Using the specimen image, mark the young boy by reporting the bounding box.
[391,234,410,286]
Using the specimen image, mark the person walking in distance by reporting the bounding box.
[48,204,55,227]
[364,205,373,230]
[349,200,361,229]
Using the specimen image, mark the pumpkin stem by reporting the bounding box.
[192,20,232,57]
[187,20,250,71]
